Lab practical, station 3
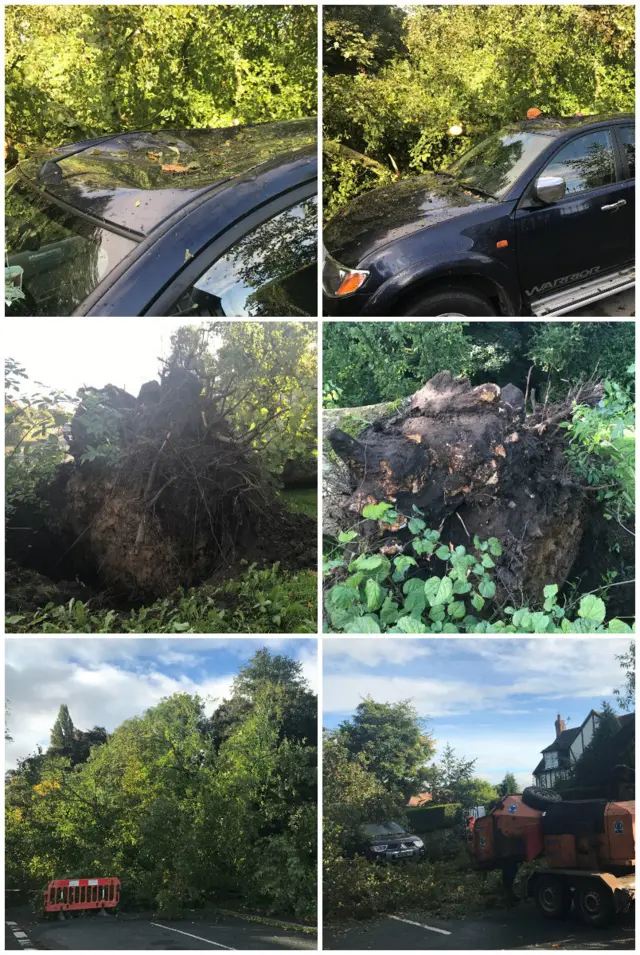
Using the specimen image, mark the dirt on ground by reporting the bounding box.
[326,371,610,604]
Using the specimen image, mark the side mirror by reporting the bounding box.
[535,176,566,204]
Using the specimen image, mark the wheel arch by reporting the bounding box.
[365,254,521,316]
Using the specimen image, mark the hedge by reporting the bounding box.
[406,803,462,833]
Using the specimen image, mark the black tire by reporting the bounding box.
[534,876,572,919]
[401,286,496,317]
[521,786,562,810]
[578,882,614,927]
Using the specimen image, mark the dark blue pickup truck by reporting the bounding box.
[6,118,317,317]
[323,114,635,317]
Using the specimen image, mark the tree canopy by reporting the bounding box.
[6,649,317,918]
[336,698,435,799]
[6,5,317,157]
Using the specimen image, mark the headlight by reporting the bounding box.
[323,249,370,298]
[412,839,424,848]
[371,844,388,852]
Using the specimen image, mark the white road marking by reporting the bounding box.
[5,922,36,950]
[150,922,235,949]
[388,914,452,936]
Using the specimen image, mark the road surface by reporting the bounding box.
[573,288,634,316]
[325,903,635,950]
[5,909,316,951]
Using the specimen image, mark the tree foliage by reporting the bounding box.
[323,322,635,409]
[324,5,635,213]
[335,698,435,799]
[568,702,622,791]
[6,5,317,156]
[614,641,635,712]
[496,772,520,797]
[5,650,317,918]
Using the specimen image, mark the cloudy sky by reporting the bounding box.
[5,637,317,769]
[5,319,195,400]
[323,638,631,790]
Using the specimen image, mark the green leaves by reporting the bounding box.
[365,578,384,612]
[478,577,496,600]
[578,595,606,624]
[362,501,394,520]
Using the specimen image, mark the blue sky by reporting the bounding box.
[323,638,632,790]
[5,638,316,769]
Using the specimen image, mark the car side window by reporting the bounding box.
[168,197,317,317]
[618,126,635,178]
[541,130,616,196]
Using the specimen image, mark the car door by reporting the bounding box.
[612,123,635,264]
[514,127,629,298]
[147,193,317,317]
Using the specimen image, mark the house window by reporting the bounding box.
[544,751,559,770]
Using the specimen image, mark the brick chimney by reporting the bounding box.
[555,713,566,738]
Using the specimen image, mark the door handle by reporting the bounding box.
[601,199,626,211]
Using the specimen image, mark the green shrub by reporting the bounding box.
[407,803,461,833]
[324,503,633,633]
[561,371,635,523]
[6,563,317,634]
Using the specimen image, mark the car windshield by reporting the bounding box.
[5,175,137,316]
[361,822,405,837]
[446,130,553,199]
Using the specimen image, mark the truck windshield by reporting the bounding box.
[5,174,137,316]
[446,130,552,200]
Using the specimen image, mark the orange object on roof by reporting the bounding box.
[527,108,542,119]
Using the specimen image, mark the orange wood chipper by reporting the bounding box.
[472,787,635,926]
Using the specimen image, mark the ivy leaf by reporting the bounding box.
[578,595,606,624]
[543,584,559,599]
[448,600,466,620]
[529,612,551,633]
[453,579,472,595]
[481,554,495,569]
[478,577,496,600]
[424,577,442,604]
[433,576,454,605]
[391,615,429,633]
[435,545,451,561]
[608,618,632,632]
[338,530,358,543]
[380,596,400,626]
[413,538,435,556]
[471,593,485,612]
[362,502,392,520]
[408,517,426,534]
[487,537,503,556]
[344,614,381,633]
[393,555,417,578]
[365,578,384,612]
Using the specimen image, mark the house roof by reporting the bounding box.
[534,710,635,775]
[541,726,581,754]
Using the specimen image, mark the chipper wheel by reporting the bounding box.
[521,786,562,810]
[534,875,572,919]
[578,881,615,928]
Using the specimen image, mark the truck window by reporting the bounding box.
[618,126,635,178]
[541,130,616,195]
[167,197,318,318]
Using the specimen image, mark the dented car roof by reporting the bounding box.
[15,118,316,236]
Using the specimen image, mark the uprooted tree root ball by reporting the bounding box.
[8,370,316,605]
[326,371,628,612]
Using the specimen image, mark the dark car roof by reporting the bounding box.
[15,118,316,236]
[508,112,634,137]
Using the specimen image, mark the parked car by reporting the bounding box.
[356,821,425,862]
[6,118,317,317]
[323,113,634,317]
